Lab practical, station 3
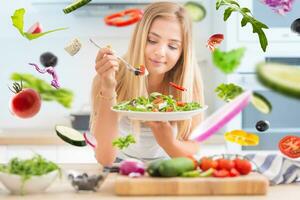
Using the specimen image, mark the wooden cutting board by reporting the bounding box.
[115,172,269,196]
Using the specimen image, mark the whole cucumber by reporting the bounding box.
[147,159,165,177]
[158,157,196,177]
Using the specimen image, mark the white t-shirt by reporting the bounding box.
[116,116,178,162]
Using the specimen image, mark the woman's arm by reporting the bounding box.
[91,76,119,166]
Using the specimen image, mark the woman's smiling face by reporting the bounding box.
[145,17,183,76]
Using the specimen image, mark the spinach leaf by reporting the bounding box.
[215,83,244,102]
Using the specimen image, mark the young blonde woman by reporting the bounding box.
[90,1,204,166]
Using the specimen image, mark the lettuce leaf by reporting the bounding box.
[212,47,246,74]
[215,83,244,102]
[10,73,74,108]
[11,8,68,40]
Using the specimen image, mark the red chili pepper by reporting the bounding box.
[104,9,143,27]
[169,82,187,91]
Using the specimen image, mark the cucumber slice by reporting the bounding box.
[184,2,206,22]
[63,0,92,14]
[55,125,86,146]
[257,62,300,99]
[251,92,272,114]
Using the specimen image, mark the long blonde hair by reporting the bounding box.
[91,1,204,140]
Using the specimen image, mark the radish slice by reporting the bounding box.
[27,22,43,34]
[189,90,252,142]
[83,132,97,148]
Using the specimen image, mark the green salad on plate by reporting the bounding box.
[113,92,202,112]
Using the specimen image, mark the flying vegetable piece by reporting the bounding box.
[83,132,96,148]
[104,9,144,27]
[278,135,300,159]
[27,22,43,34]
[215,83,244,102]
[11,73,73,108]
[184,1,206,22]
[255,120,270,132]
[63,0,92,14]
[291,18,300,34]
[216,0,269,52]
[206,34,224,52]
[224,130,259,146]
[169,82,187,92]
[28,63,60,89]
[11,8,68,40]
[8,81,41,119]
[261,0,295,15]
[212,47,246,74]
[40,52,58,67]
[112,134,136,150]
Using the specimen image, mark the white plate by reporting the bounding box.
[111,106,208,121]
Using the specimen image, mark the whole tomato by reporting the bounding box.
[9,82,41,118]
[199,157,218,171]
[216,158,235,171]
[234,158,252,175]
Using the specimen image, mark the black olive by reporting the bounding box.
[40,52,58,67]
[255,120,270,132]
[291,18,300,34]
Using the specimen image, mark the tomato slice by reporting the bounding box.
[104,9,143,27]
[278,135,300,159]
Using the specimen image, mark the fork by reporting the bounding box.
[89,38,147,76]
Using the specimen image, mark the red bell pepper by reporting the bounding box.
[169,82,187,92]
[104,8,143,27]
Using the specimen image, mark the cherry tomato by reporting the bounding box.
[216,158,235,171]
[229,168,240,177]
[213,169,229,178]
[199,157,218,171]
[9,82,41,118]
[234,158,252,175]
[278,135,300,159]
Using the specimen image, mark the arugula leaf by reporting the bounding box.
[112,134,136,150]
[0,154,61,195]
[216,0,269,52]
[215,83,244,102]
[212,47,246,74]
[11,8,68,40]
[10,73,74,108]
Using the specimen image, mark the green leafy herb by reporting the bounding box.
[216,0,269,52]
[212,47,246,74]
[11,8,68,40]
[10,73,74,108]
[0,154,61,195]
[112,134,136,150]
[215,83,244,102]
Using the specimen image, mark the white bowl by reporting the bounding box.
[0,170,59,195]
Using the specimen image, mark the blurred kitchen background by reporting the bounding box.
[0,0,299,163]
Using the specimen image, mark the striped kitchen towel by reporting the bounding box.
[244,154,300,185]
